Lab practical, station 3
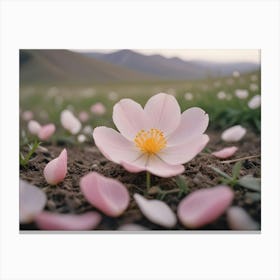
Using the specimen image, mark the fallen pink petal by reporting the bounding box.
[212,146,238,159]
[35,211,102,230]
[38,124,56,140]
[78,111,89,122]
[221,125,246,142]
[22,110,34,121]
[227,206,259,230]
[20,179,47,223]
[118,224,148,231]
[60,109,81,134]
[134,193,177,228]
[177,185,234,228]
[93,93,209,178]
[28,120,41,135]
[80,172,129,217]
[43,149,67,185]
[91,102,106,115]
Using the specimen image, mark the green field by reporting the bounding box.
[20,70,261,144]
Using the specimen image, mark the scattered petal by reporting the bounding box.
[35,211,101,230]
[212,146,238,159]
[248,95,261,109]
[217,91,226,100]
[91,102,106,115]
[28,120,41,135]
[177,185,234,228]
[22,110,34,121]
[78,111,89,122]
[118,224,148,231]
[20,180,47,223]
[80,172,129,217]
[221,125,246,142]
[134,193,177,228]
[184,92,193,100]
[38,124,56,140]
[235,89,248,99]
[227,206,259,230]
[60,110,81,134]
[43,149,67,185]
[77,134,87,143]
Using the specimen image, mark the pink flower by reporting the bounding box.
[78,111,89,122]
[93,93,209,177]
[44,149,67,185]
[90,102,106,115]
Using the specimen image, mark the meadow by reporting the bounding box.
[19,71,261,231]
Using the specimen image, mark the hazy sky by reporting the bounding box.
[74,49,260,63]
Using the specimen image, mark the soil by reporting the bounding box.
[20,130,261,231]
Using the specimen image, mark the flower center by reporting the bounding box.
[134,128,167,155]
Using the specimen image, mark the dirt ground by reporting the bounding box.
[20,130,261,230]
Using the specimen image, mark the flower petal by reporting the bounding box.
[227,206,259,230]
[212,146,238,159]
[20,180,47,223]
[28,120,41,135]
[43,149,67,185]
[113,98,148,140]
[118,224,148,231]
[144,93,181,136]
[177,185,234,228]
[134,193,177,228]
[38,124,56,140]
[60,110,81,135]
[80,172,130,217]
[221,125,246,142]
[35,211,101,230]
[93,126,140,164]
[146,155,184,177]
[91,102,106,115]
[160,134,209,165]
[167,107,209,146]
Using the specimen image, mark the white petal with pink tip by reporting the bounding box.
[178,185,234,228]
[35,211,101,230]
[38,124,56,140]
[221,125,246,142]
[227,206,259,230]
[212,146,238,159]
[44,149,67,185]
[20,180,47,223]
[80,172,129,217]
[134,193,177,228]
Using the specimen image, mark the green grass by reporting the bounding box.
[20,70,261,143]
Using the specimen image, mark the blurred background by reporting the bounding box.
[20,49,261,137]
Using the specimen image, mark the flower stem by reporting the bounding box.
[146,171,151,193]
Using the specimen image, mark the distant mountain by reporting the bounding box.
[84,49,260,80]
[20,49,155,84]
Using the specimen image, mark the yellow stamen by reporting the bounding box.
[134,128,167,155]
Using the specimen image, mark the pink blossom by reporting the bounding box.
[80,172,129,217]
[44,149,67,185]
[90,102,106,115]
[38,124,56,140]
[93,93,209,177]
